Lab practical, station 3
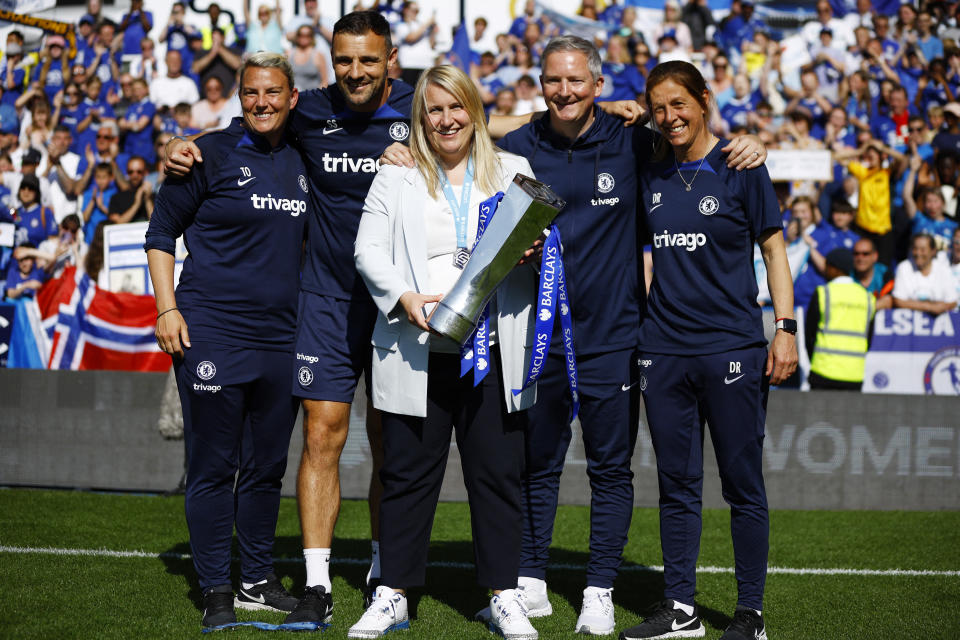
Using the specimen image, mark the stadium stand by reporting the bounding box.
[1,0,959,391]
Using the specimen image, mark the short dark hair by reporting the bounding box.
[127,155,147,170]
[516,74,536,88]
[53,124,71,135]
[831,200,855,215]
[911,232,936,251]
[334,10,392,51]
[62,214,81,232]
[919,186,946,204]
[94,162,113,174]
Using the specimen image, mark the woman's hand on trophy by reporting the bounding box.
[380,142,416,168]
[398,291,443,331]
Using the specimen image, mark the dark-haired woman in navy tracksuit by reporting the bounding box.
[621,60,797,640]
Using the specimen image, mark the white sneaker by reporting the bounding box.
[575,586,615,635]
[475,577,552,623]
[489,589,538,640]
[347,586,409,638]
[517,577,553,617]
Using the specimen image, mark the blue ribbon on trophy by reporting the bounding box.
[512,225,579,419]
[460,191,504,385]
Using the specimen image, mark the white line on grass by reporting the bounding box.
[1,545,957,578]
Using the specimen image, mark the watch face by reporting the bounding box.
[778,319,798,333]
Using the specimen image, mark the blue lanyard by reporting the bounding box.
[460,190,502,386]
[439,156,474,249]
[513,225,580,419]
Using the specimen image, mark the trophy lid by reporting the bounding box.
[512,174,566,212]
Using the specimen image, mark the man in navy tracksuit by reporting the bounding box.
[282,14,413,619]
[496,36,651,636]
[495,37,767,635]
[145,53,306,629]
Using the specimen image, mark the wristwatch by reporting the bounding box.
[775,318,797,334]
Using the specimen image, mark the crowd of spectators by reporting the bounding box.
[2,0,960,383]
[458,0,960,329]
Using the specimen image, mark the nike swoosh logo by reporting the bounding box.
[649,203,664,212]
[621,382,638,391]
[322,127,343,135]
[724,374,745,384]
[671,618,697,631]
[241,590,266,604]
[237,177,255,186]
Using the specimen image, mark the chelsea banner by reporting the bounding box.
[862,309,960,395]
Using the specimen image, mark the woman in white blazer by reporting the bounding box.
[351,65,540,640]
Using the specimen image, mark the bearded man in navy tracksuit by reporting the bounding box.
[146,53,306,630]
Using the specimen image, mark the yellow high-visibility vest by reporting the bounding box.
[810,279,876,383]
[201,21,236,50]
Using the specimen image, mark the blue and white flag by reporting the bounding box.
[447,22,473,73]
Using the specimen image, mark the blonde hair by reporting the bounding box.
[410,65,501,199]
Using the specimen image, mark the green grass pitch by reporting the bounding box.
[1,488,958,639]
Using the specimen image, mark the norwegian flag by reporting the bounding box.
[39,267,170,372]
[37,266,80,339]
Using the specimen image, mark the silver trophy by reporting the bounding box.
[429,174,566,345]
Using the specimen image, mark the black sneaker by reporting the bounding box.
[619,600,704,639]
[202,586,237,628]
[235,572,299,612]
[284,585,334,625]
[719,606,767,640]
[363,578,381,609]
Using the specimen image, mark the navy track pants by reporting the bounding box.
[175,342,298,591]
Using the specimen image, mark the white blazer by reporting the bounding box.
[355,151,538,418]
